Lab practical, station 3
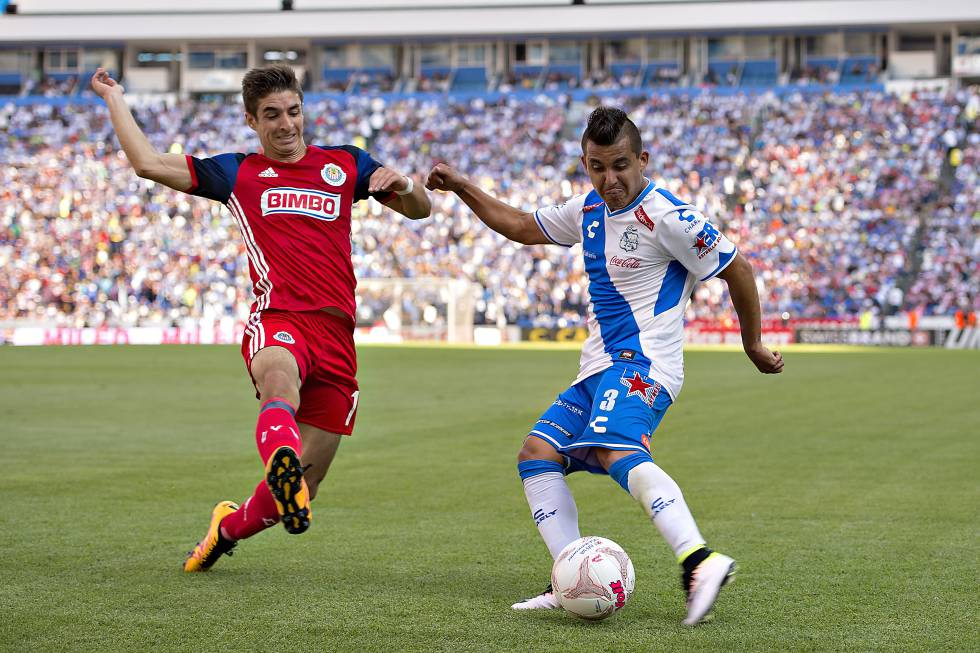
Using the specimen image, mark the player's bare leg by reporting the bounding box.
[595,447,736,626]
[298,423,342,501]
[512,436,575,610]
[251,345,301,407]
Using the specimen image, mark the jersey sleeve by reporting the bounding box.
[185,153,245,204]
[335,145,395,203]
[658,205,738,281]
[532,194,587,247]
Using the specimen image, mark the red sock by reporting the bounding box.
[221,480,280,541]
[219,397,303,542]
[255,397,302,463]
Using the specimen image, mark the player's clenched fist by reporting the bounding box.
[425,163,466,193]
[745,344,784,374]
[90,68,124,99]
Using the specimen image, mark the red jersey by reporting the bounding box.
[185,145,392,319]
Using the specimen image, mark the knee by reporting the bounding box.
[257,369,298,402]
[517,436,560,464]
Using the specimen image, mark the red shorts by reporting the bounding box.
[242,309,359,435]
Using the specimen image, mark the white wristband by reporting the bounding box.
[395,176,414,196]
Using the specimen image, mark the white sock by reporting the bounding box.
[522,471,581,560]
[626,461,706,559]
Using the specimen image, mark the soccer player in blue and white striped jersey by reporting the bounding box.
[426,107,783,626]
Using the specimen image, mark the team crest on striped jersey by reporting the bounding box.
[321,163,347,186]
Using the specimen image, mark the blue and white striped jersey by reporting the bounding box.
[534,179,737,399]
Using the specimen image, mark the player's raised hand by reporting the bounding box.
[425,163,466,193]
[368,167,411,194]
[91,68,124,99]
[745,343,784,374]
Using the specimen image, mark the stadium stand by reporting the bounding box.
[0,1,976,333]
[1,86,976,329]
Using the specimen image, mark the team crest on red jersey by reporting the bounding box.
[321,163,347,186]
[261,188,340,222]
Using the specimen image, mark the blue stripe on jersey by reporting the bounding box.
[653,260,690,316]
[607,180,655,216]
[701,247,737,281]
[534,209,570,247]
[190,153,246,204]
[581,190,650,366]
[654,187,686,207]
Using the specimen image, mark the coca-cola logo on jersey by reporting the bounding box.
[609,256,642,269]
[260,188,341,222]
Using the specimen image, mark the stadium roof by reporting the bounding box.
[0,0,978,42]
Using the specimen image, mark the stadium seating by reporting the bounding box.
[841,55,879,83]
[1,87,975,328]
[641,62,682,86]
[739,59,779,86]
[706,60,740,86]
[450,66,488,92]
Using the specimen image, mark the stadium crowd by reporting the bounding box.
[0,85,976,329]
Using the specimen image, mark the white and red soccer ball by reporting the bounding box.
[551,536,636,620]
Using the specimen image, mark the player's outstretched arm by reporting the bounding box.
[90,68,192,192]
[425,163,550,245]
[718,253,784,374]
[368,167,431,220]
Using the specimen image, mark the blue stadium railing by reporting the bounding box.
[2,81,888,107]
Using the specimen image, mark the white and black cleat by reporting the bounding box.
[682,553,736,626]
[511,583,560,610]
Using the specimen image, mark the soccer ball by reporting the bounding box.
[551,536,635,620]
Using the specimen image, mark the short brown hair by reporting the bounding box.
[241,64,303,116]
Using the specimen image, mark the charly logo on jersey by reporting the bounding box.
[692,222,721,259]
[321,163,347,186]
[273,331,295,344]
[619,224,639,252]
[260,187,341,222]
[678,208,703,233]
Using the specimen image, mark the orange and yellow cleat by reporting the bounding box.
[183,500,239,572]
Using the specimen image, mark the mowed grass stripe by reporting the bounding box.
[0,346,976,652]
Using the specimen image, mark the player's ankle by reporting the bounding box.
[679,545,711,574]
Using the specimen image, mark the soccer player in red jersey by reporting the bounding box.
[90,65,431,571]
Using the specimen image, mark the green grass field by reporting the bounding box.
[0,345,977,652]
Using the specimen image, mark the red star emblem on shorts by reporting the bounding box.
[621,372,654,402]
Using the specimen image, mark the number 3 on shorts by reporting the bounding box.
[599,389,618,411]
[345,390,360,426]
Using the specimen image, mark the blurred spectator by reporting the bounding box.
[1,86,976,330]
